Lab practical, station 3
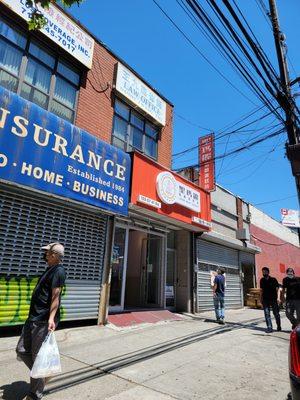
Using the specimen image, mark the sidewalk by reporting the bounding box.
[0,308,291,400]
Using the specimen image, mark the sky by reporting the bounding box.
[68,0,300,221]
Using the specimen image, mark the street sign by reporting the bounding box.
[280,208,300,228]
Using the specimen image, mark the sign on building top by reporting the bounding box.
[1,0,95,68]
[281,208,300,228]
[115,63,167,126]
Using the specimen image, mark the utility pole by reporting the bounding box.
[268,0,300,201]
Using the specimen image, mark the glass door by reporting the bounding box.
[141,234,162,307]
[109,226,128,312]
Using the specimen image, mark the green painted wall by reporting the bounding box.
[0,275,66,326]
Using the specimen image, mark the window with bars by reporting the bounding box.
[0,17,80,123]
[112,99,160,159]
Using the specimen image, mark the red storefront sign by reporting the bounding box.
[130,153,212,232]
[199,134,215,192]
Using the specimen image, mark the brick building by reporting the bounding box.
[0,0,212,327]
[250,205,300,283]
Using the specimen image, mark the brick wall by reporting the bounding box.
[250,224,300,283]
[75,41,173,169]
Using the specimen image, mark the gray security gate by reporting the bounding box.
[0,184,108,326]
[195,239,242,312]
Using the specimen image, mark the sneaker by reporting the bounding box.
[266,327,273,333]
[277,326,282,332]
[219,319,225,325]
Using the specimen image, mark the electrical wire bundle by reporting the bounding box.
[152,0,300,179]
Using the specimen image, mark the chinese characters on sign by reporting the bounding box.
[199,134,215,192]
[115,63,167,126]
[0,0,95,68]
[156,171,200,212]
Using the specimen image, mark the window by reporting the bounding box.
[0,18,80,123]
[112,99,159,159]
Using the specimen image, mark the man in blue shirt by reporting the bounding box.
[213,267,226,324]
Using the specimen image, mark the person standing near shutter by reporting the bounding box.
[213,267,226,324]
[16,242,66,400]
[260,266,281,333]
[281,267,300,329]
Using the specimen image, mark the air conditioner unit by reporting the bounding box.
[236,228,250,241]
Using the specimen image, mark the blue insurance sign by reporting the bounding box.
[0,87,131,215]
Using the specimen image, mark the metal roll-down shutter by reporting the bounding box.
[195,239,242,313]
[0,185,108,326]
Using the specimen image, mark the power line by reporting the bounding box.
[151,0,257,105]
[174,126,285,170]
[205,0,283,112]
[184,0,283,120]
[219,134,284,184]
[254,194,297,206]
[255,0,298,80]
[176,0,271,104]
[251,233,290,246]
[172,108,280,158]
[174,112,212,132]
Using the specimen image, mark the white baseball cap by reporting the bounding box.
[41,242,65,257]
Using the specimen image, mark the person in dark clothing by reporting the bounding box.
[213,267,226,324]
[281,267,300,329]
[260,267,281,333]
[16,242,66,400]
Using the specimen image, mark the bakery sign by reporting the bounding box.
[115,63,166,126]
[0,0,94,68]
[156,171,200,213]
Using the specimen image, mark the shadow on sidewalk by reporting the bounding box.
[43,316,270,395]
[0,381,29,400]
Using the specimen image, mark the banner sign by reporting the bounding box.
[0,86,131,215]
[156,171,200,212]
[115,63,166,126]
[280,209,300,228]
[199,134,215,192]
[0,0,94,68]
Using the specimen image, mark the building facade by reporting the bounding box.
[194,185,260,313]
[250,205,300,283]
[0,0,213,327]
[112,152,211,315]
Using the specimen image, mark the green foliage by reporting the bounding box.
[27,0,85,31]
[28,11,48,31]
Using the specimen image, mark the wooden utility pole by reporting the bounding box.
[268,0,300,200]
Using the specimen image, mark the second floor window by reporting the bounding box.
[0,17,80,123]
[112,99,159,159]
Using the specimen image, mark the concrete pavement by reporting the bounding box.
[0,308,292,400]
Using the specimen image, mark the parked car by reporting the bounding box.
[289,326,300,399]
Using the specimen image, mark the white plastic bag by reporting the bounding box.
[30,331,61,379]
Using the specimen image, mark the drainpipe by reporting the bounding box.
[190,232,196,314]
[98,215,116,325]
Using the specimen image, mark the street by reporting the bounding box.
[0,308,291,400]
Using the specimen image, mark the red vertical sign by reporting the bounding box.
[199,133,215,192]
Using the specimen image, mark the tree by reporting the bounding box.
[26,0,85,30]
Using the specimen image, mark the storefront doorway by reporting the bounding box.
[109,226,165,312]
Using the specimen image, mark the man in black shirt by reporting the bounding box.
[281,267,300,329]
[16,242,66,400]
[260,266,281,333]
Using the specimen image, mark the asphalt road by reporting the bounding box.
[0,308,291,400]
